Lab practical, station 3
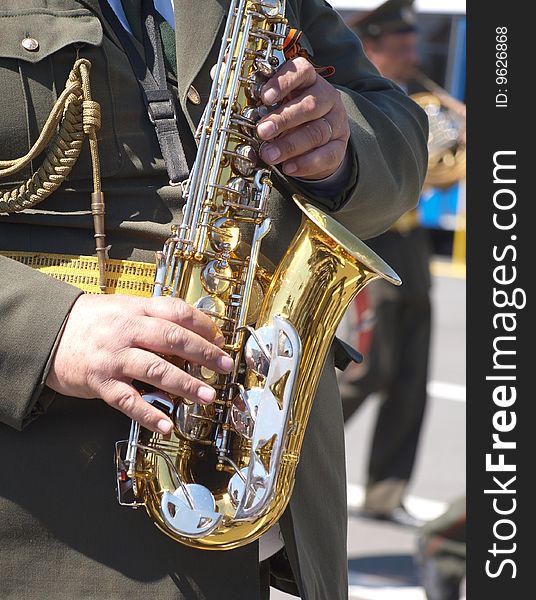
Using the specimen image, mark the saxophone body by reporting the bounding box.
[115,0,400,550]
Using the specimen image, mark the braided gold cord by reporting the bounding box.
[0,81,79,174]
[0,60,100,212]
[0,99,84,212]
[0,59,107,290]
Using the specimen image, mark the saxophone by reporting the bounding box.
[115,0,400,550]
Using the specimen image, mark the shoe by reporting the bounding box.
[359,505,426,528]
[416,537,462,600]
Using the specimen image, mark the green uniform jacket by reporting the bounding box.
[0,1,428,598]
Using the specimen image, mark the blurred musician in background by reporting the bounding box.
[340,0,432,528]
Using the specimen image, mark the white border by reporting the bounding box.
[330,0,466,15]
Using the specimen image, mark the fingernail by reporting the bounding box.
[262,144,281,163]
[263,88,278,105]
[157,419,173,435]
[217,355,235,373]
[284,162,297,174]
[257,120,276,139]
[198,386,216,403]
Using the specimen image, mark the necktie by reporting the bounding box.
[120,0,144,41]
[120,0,176,78]
[157,17,177,79]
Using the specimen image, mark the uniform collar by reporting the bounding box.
[78,0,227,105]
[173,0,227,103]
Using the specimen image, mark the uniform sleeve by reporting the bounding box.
[293,0,429,240]
[0,257,82,430]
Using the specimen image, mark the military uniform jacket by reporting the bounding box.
[0,1,428,598]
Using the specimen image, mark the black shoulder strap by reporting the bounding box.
[98,0,189,184]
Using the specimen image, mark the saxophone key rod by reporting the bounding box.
[187,3,251,252]
[125,420,141,477]
[153,251,168,297]
[181,1,241,231]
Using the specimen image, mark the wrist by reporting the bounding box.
[290,150,352,194]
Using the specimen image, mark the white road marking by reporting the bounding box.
[274,585,450,600]
[347,484,448,522]
[349,587,466,600]
[349,586,426,600]
[428,380,466,403]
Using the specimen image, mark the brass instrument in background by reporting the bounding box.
[115,0,400,550]
[411,71,466,189]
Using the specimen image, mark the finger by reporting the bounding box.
[261,56,317,105]
[210,53,229,82]
[257,81,336,141]
[142,297,224,346]
[320,104,351,142]
[260,117,333,165]
[210,61,227,84]
[99,379,174,434]
[121,349,218,405]
[131,317,234,374]
[281,139,348,179]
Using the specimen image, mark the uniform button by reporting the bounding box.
[22,37,39,52]
[187,85,201,105]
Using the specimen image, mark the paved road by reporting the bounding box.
[272,262,466,599]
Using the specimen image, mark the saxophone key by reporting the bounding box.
[201,260,234,294]
[228,464,268,513]
[228,144,258,176]
[210,217,241,252]
[254,1,283,20]
[194,295,227,326]
[176,401,217,441]
[210,176,250,203]
[220,126,257,145]
[255,58,277,78]
[160,484,222,538]
[241,71,268,101]
[230,387,261,439]
[244,327,272,377]
[186,362,219,385]
[240,104,270,127]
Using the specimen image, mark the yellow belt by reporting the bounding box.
[390,208,420,234]
[1,251,156,297]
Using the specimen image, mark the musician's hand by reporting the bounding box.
[46,295,234,434]
[257,56,350,180]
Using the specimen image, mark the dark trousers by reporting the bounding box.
[341,280,431,512]
[260,559,271,600]
[260,548,302,599]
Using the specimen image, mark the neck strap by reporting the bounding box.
[99,0,189,184]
